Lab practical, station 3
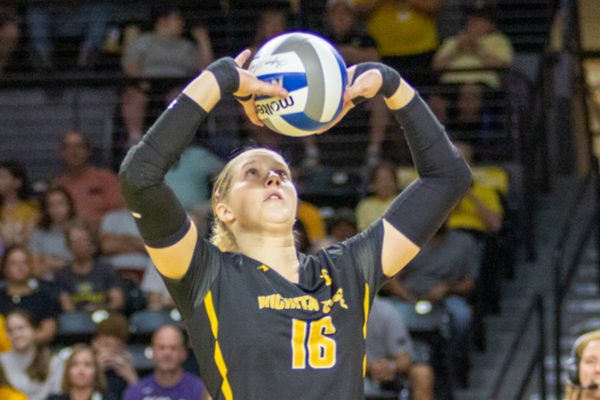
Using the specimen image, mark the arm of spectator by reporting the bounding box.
[393,351,412,374]
[111,352,139,385]
[145,291,175,311]
[107,287,126,311]
[382,277,417,303]
[424,281,449,302]
[354,0,386,16]
[338,45,380,65]
[479,36,514,68]
[192,25,214,71]
[99,232,146,255]
[35,317,57,345]
[59,291,76,312]
[465,190,503,233]
[432,37,460,71]
[368,358,399,382]
[450,276,476,297]
[410,0,441,16]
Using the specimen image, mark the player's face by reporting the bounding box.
[580,340,600,396]
[68,349,97,389]
[47,190,71,223]
[219,149,297,233]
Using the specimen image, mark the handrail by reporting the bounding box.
[552,172,596,399]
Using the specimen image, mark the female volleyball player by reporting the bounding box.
[119,50,471,399]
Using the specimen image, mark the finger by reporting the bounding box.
[346,65,357,85]
[234,49,252,67]
[242,101,264,126]
[345,69,381,102]
[254,80,288,98]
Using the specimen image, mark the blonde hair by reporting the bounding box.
[209,148,292,252]
[61,344,106,395]
[564,330,600,400]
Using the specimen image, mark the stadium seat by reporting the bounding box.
[128,344,154,375]
[57,311,97,345]
[129,309,182,343]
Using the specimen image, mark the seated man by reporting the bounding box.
[55,220,125,313]
[383,222,480,388]
[366,297,434,400]
[124,325,210,400]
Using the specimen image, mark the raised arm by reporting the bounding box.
[119,52,286,280]
[345,64,472,277]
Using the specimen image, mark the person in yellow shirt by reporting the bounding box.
[0,160,39,247]
[0,361,27,400]
[355,161,399,231]
[0,315,10,353]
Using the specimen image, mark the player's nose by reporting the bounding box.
[265,170,282,187]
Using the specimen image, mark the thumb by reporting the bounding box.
[344,69,382,104]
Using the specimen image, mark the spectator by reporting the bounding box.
[91,313,138,400]
[0,315,9,352]
[124,325,209,400]
[55,220,125,313]
[0,160,39,248]
[25,0,111,70]
[141,261,175,311]
[384,222,480,388]
[99,208,149,284]
[0,310,64,400]
[28,187,76,280]
[366,297,434,400]
[355,161,398,231]
[564,330,600,400]
[120,5,214,149]
[0,11,19,75]
[47,344,108,400]
[447,142,503,250]
[327,208,358,243]
[354,0,441,86]
[53,131,125,228]
[0,245,59,344]
[165,145,224,210]
[305,0,383,168]
[0,361,26,400]
[432,2,514,89]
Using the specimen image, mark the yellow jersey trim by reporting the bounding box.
[204,290,234,400]
[362,283,371,377]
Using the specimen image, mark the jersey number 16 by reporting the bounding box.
[291,316,337,369]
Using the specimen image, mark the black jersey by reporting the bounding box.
[163,220,387,400]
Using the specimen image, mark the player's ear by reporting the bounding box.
[215,202,235,224]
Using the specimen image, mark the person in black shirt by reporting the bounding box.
[119,50,471,399]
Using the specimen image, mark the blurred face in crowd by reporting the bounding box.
[328,3,355,37]
[61,131,91,171]
[0,167,21,198]
[6,313,35,352]
[159,11,185,37]
[3,247,32,285]
[256,11,286,45]
[47,190,72,225]
[68,348,98,390]
[372,164,397,200]
[152,326,187,374]
[466,15,495,37]
[67,226,96,261]
[580,339,600,397]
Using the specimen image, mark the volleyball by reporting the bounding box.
[248,32,348,137]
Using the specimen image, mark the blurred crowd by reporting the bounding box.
[0,0,521,399]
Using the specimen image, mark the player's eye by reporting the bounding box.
[274,169,288,179]
[246,167,259,176]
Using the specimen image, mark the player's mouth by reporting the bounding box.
[265,191,284,201]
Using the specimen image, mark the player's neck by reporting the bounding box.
[237,233,299,283]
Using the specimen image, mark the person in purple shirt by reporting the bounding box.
[123,325,209,400]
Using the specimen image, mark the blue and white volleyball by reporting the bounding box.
[249,32,348,137]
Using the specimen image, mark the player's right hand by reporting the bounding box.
[233,49,288,127]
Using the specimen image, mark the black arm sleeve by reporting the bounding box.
[119,94,208,247]
[383,94,472,246]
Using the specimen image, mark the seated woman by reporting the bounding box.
[47,344,107,400]
[28,187,76,280]
[0,310,65,400]
[0,245,60,344]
